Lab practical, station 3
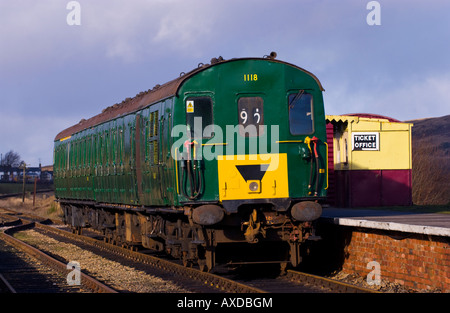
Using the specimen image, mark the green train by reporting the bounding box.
[54,53,328,271]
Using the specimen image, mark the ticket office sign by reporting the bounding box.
[352,132,379,151]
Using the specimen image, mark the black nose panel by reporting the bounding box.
[235,164,269,181]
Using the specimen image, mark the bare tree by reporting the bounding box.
[412,141,450,205]
[1,150,22,167]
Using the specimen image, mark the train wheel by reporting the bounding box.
[289,242,302,267]
[198,259,209,272]
[182,252,193,268]
[72,226,82,235]
[280,262,288,274]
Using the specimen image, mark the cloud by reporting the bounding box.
[377,74,450,120]
[0,1,225,68]
[0,1,63,70]
[1,0,450,167]
[325,72,450,120]
[0,113,72,166]
[73,1,221,61]
[152,5,215,55]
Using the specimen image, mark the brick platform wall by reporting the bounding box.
[305,223,449,292]
[341,229,449,292]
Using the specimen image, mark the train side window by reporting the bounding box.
[186,97,213,139]
[238,96,264,137]
[288,91,313,135]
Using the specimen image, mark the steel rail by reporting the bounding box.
[34,222,266,293]
[285,269,379,293]
[0,221,118,293]
[1,210,378,293]
[0,273,17,293]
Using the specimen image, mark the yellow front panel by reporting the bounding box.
[217,153,289,201]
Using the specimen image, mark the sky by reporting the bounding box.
[0,0,449,167]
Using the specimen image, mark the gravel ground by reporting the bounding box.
[2,194,427,293]
[0,236,91,293]
[15,229,191,293]
[328,271,415,293]
[0,193,63,221]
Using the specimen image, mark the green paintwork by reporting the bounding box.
[54,58,327,208]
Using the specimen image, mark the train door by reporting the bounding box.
[148,103,162,205]
[96,127,105,202]
[180,94,214,201]
[125,115,138,204]
[92,132,99,201]
[116,120,126,204]
[140,108,151,205]
[110,121,119,203]
[135,113,144,204]
[159,98,174,205]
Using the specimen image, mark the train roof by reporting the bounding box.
[54,56,324,141]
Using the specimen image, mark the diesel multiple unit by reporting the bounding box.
[54,54,328,271]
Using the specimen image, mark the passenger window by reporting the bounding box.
[288,91,313,135]
[186,97,213,139]
[238,96,264,137]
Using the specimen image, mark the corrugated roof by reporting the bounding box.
[344,113,401,123]
[326,115,360,123]
[326,114,399,124]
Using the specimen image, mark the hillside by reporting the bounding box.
[407,115,450,205]
[409,115,450,153]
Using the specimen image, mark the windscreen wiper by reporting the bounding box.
[289,90,305,109]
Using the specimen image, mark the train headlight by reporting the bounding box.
[248,180,261,193]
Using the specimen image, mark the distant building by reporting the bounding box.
[0,164,53,183]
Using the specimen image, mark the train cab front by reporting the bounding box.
[174,57,328,270]
[210,151,324,268]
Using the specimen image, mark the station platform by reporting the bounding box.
[320,207,450,237]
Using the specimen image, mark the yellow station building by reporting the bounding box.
[326,114,413,207]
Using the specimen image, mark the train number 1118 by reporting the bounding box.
[244,74,258,82]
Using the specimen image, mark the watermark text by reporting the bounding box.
[366,1,381,26]
[67,261,81,285]
[66,1,81,26]
[366,260,381,285]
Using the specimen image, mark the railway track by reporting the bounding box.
[0,238,89,293]
[0,208,377,294]
[0,210,116,293]
[217,264,377,293]
[25,223,264,293]
[1,211,262,293]
[0,226,112,293]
